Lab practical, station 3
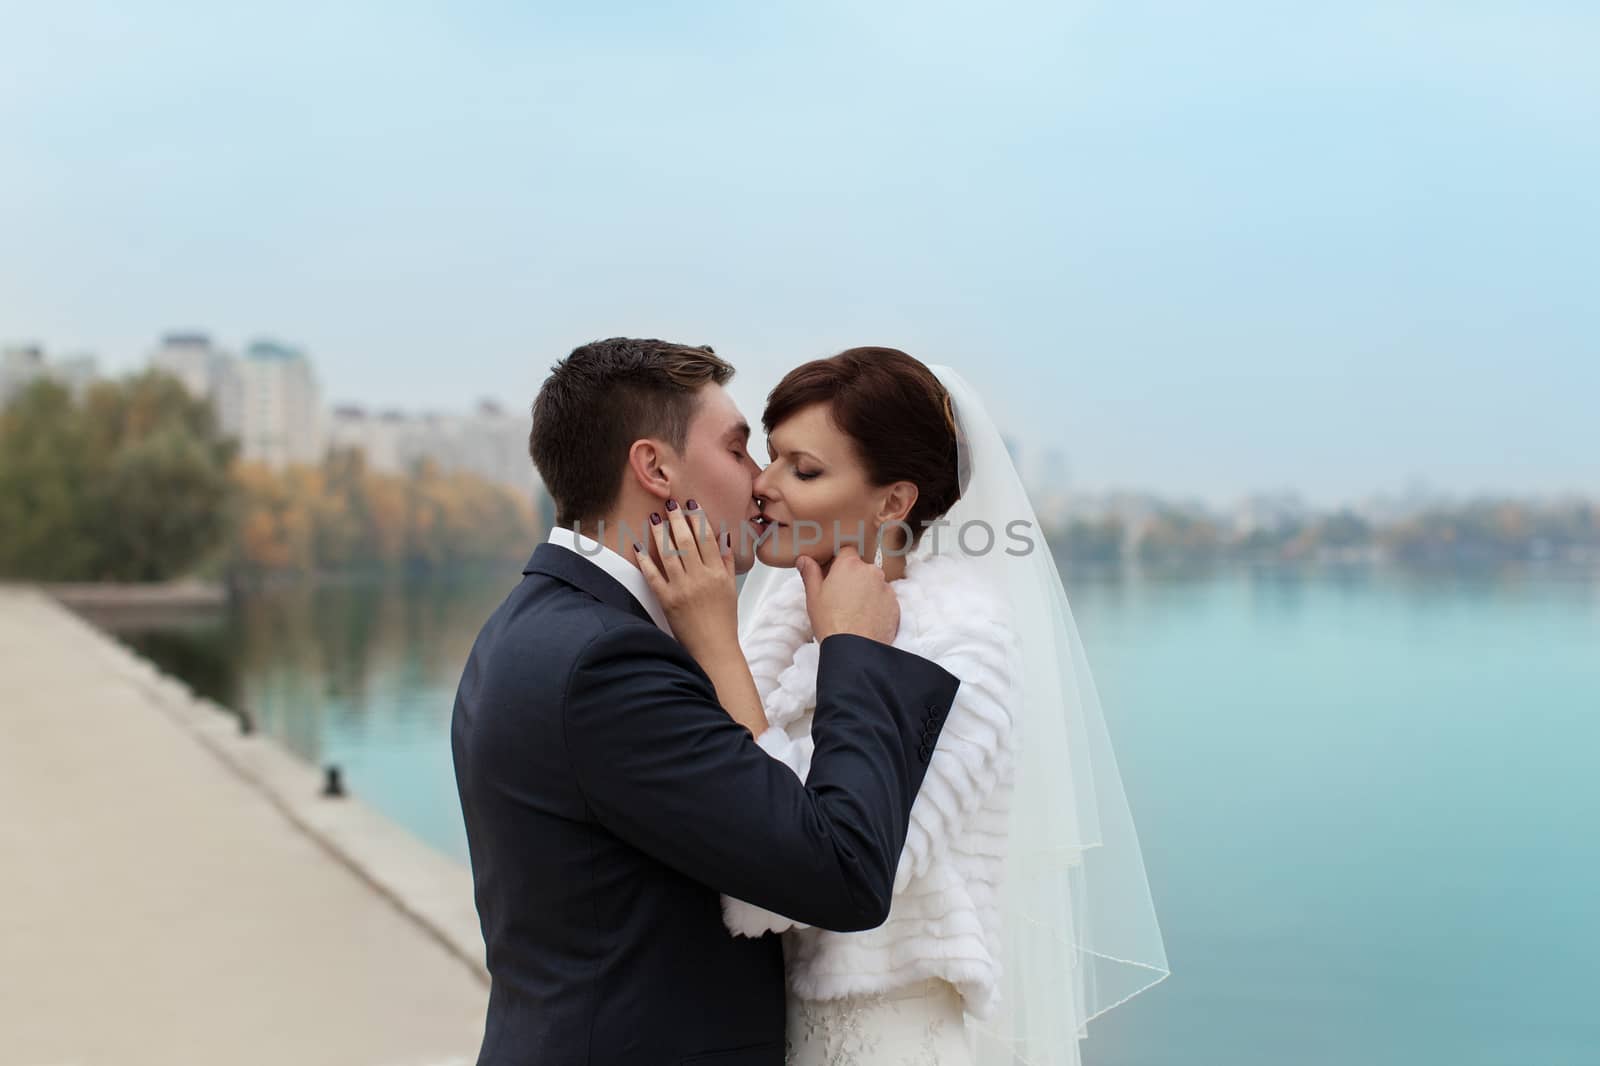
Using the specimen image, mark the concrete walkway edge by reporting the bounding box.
[41,588,490,986]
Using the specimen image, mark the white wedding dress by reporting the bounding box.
[786,977,970,1065]
[734,365,1170,1066]
[732,550,1018,1065]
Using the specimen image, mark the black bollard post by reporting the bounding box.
[322,764,345,798]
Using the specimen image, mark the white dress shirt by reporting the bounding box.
[546,525,674,637]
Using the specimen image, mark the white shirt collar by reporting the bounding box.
[545,526,674,637]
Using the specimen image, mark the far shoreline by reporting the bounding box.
[36,576,228,627]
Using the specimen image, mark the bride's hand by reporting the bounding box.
[635,499,739,661]
[636,500,768,737]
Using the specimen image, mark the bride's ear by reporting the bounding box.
[876,481,919,527]
[626,439,673,502]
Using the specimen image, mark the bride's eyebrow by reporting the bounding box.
[767,439,824,465]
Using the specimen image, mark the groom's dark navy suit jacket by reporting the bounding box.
[451,543,959,1065]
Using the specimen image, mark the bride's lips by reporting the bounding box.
[750,513,787,530]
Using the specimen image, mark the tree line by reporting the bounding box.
[0,373,540,582]
[1052,501,1600,568]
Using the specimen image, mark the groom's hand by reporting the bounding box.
[797,546,900,645]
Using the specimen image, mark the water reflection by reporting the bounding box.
[89,562,1600,1066]
[110,572,513,861]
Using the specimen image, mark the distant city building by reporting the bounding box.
[326,405,408,472]
[1023,446,1072,525]
[220,339,323,468]
[145,332,322,469]
[1058,490,1164,526]
[1030,447,1069,489]
[1,345,45,406]
[144,330,533,484]
[1,343,100,405]
[1352,479,1451,527]
[51,353,100,398]
[1231,491,1309,536]
[148,332,227,400]
[326,398,535,493]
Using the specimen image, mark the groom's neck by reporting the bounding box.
[584,506,657,570]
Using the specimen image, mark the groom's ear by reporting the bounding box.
[625,438,674,501]
[876,481,919,527]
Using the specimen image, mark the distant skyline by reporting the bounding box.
[3,1,1596,507]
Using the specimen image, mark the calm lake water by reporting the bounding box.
[112,562,1600,1066]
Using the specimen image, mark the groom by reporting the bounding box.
[451,338,959,1065]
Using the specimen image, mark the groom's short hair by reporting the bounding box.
[531,337,734,528]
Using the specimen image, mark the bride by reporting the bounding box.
[639,347,1168,1064]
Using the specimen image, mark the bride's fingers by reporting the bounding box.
[650,510,684,575]
[684,500,720,563]
[662,501,707,569]
[633,539,667,592]
[718,530,736,576]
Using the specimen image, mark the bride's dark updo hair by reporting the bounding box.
[762,347,961,545]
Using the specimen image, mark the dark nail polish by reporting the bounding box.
[686,499,698,510]
[650,513,662,525]
[634,543,645,554]
[666,499,678,511]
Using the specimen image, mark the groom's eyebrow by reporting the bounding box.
[726,420,750,444]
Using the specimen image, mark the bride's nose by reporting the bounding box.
[752,465,778,501]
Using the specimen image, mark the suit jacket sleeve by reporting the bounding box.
[721,602,1020,936]
[563,625,959,932]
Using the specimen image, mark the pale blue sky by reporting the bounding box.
[2,1,1595,505]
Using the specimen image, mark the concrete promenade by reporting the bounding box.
[0,587,489,1066]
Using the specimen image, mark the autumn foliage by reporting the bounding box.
[0,372,541,581]
[232,449,540,574]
